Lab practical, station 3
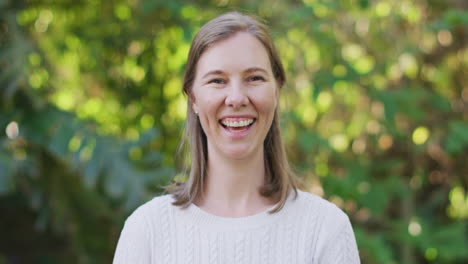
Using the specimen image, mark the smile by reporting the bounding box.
[220,118,254,127]
[219,117,256,133]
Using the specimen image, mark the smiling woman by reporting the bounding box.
[192,32,278,161]
[113,12,360,264]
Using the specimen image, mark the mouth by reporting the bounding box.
[219,117,256,132]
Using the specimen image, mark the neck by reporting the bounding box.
[196,144,276,217]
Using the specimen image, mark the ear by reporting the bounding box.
[274,85,279,109]
[192,103,199,115]
[189,92,198,114]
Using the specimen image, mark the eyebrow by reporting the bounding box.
[201,67,269,79]
[244,67,268,75]
[202,70,225,79]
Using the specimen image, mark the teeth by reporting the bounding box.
[221,119,254,127]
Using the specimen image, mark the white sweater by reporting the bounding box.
[113,190,360,264]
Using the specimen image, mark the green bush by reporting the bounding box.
[1,0,467,263]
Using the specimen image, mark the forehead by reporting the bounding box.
[196,32,272,75]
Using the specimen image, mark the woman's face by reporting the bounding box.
[192,32,278,160]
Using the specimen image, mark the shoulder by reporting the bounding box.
[294,189,350,227]
[125,194,174,225]
[294,190,359,261]
[295,191,361,262]
[114,194,174,263]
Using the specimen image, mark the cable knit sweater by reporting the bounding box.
[113,190,360,264]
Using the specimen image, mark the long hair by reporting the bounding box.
[166,11,299,213]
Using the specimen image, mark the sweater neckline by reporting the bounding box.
[173,190,297,232]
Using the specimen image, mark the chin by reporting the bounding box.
[222,146,259,160]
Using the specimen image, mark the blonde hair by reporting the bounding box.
[167,11,298,213]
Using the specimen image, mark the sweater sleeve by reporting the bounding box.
[113,207,152,264]
[318,213,361,264]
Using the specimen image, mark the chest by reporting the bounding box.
[151,220,319,264]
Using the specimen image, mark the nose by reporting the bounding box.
[225,80,249,109]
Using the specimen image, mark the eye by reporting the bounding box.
[208,78,226,84]
[247,75,265,82]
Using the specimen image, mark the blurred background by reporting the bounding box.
[1,0,467,263]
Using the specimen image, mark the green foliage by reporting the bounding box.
[1,0,467,263]
[445,121,468,155]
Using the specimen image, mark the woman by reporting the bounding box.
[114,12,360,263]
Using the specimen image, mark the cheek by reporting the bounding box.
[194,93,223,127]
[252,89,277,116]
[197,96,221,115]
